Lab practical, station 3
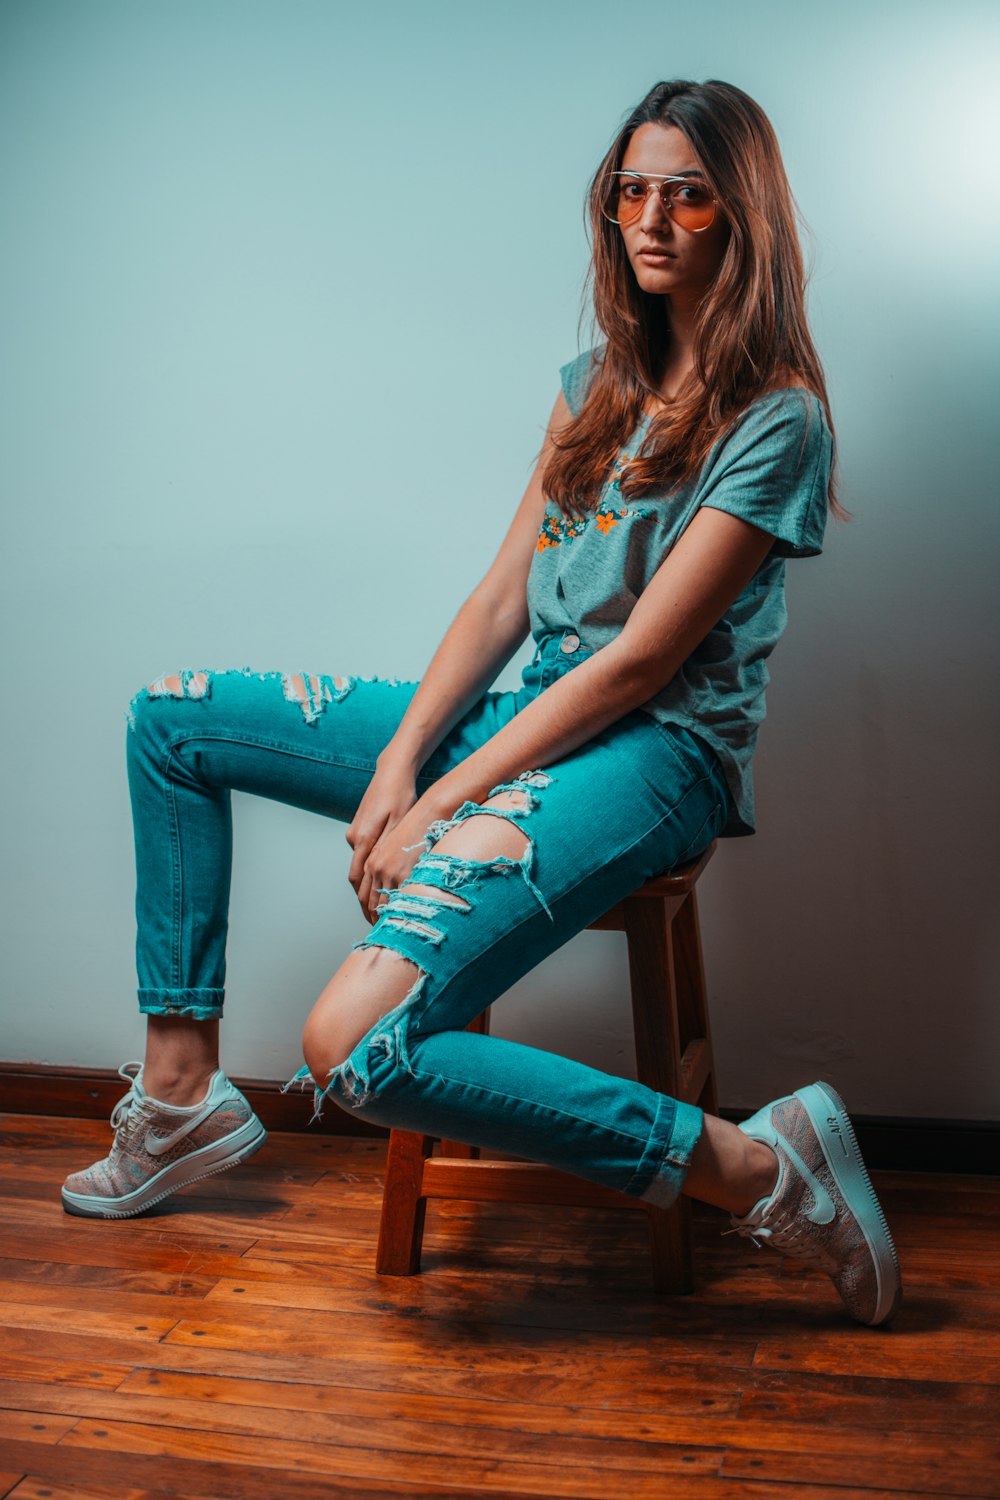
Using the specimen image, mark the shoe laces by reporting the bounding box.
[724,1201,837,1274]
[110,1094,132,1131]
[109,1062,146,1139]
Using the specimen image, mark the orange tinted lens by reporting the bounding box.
[602,174,646,224]
[669,182,716,231]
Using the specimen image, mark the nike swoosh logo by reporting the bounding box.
[780,1135,836,1224]
[746,1118,837,1226]
[145,1102,216,1156]
[806,1186,836,1225]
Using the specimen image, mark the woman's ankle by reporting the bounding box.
[142,1016,221,1105]
[682,1114,780,1215]
[141,1064,218,1107]
[730,1140,780,1217]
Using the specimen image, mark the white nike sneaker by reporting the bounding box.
[61,1060,267,1218]
[726,1080,902,1326]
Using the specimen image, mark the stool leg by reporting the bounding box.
[376,1130,434,1276]
[623,892,695,1293]
[647,1198,695,1294]
[673,887,719,1117]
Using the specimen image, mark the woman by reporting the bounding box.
[62,79,902,1327]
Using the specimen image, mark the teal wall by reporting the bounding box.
[2,0,998,1116]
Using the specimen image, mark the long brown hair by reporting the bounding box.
[542,79,848,524]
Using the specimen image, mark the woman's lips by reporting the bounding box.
[639,250,675,261]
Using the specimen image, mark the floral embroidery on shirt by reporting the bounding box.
[535,444,654,552]
[536,514,584,550]
[609,449,633,486]
[536,500,652,550]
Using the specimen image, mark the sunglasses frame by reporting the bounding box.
[600,170,720,233]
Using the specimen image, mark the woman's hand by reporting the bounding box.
[354,793,457,925]
[346,760,453,925]
[345,758,419,923]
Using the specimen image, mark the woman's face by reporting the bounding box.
[615,123,730,301]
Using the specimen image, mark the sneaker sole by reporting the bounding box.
[795,1081,902,1326]
[60,1115,268,1219]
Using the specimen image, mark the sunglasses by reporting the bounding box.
[600,171,719,233]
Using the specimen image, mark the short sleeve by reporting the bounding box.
[697,390,832,559]
[559,344,604,418]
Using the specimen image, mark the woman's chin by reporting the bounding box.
[634,264,678,293]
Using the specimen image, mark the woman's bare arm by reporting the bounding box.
[347,389,574,917]
[379,389,573,775]
[412,503,777,815]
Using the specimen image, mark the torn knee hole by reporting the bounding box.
[282,671,355,724]
[284,672,351,702]
[381,915,444,943]
[433,806,531,862]
[407,768,555,921]
[305,945,425,1075]
[398,882,472,912]
[487,790,531,812]
[147,670,210,699]
[303,947,428,1115]
[373,880,471,934]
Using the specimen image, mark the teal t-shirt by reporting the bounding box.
[525,344,833,837]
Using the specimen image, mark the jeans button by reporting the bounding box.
[560,632,581,654]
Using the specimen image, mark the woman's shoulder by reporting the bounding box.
[707,382,832,485]
[733,378,828,436]
[750,368,820,403]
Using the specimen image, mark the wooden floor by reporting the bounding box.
[1,1115,998,1500]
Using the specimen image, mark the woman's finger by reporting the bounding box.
[348,837,372,895]
[367,886,386,925]
[348,809,391,893]
[357,866,375,923]
[369,857,397,922]
[363,855,390,926]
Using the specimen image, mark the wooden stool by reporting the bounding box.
[375,840,719,1293]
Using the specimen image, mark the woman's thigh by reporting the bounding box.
[346,708,730,1059]
[126,664,532,823]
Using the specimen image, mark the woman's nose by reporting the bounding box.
[640,186,672,232]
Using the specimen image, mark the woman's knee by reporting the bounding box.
[301,945,428,1097]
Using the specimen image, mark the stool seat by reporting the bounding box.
[375,840,720,1292]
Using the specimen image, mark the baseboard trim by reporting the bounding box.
[718,1108,998,1176]
[0,1061,386,1138]
[1,1063,996,1174]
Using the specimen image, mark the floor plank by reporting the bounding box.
[2,1113,998,1500]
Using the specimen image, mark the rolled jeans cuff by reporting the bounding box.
[138,987,225,1020]
[635,1096,705,1208]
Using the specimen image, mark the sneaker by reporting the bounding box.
[61,1060,267,1219]
[727,1080,902,1326]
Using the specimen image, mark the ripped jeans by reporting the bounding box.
[125,629,734,1208]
